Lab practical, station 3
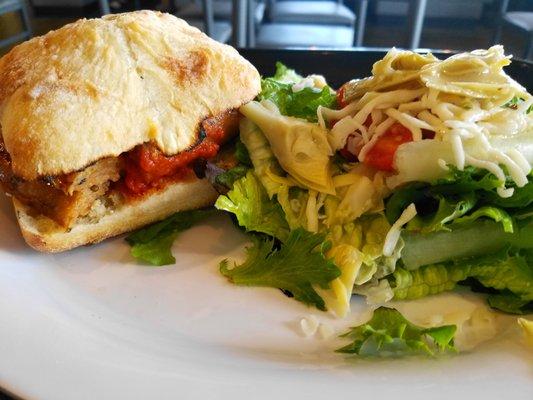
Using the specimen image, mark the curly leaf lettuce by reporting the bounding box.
[220,228,341,311]
[215,171,290,242]
[337,307,456,357]
[387,167,533,231]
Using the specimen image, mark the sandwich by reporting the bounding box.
[0,10,261,252]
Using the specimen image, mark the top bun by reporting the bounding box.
[0,10,260,180]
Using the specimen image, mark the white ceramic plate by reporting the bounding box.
[0,195,532,400]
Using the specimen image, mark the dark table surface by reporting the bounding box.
[0,390,17,400]
[239,48,533,89]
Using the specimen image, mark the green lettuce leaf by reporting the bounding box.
[406,193,477,233]
[214,165,249,191]
[220,228,341,311]
[453,206,514,233]
[484,180,533,209]
[391,264,460,300]
[215,171,290,241]
[276,186,310,230]
[126,209,216,266]
[433,166,533,209]
[337,307,456,357]
[386,167,533,228]
[258,63,337,122]
[271,61,303,83]
[487,293,533,315]
[400,219,533,270]
[431,165,502,195]
[234,139,252,166]
[211,139,252,192]
[391,247,533,304]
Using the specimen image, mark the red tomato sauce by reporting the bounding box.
[121,110,239,197]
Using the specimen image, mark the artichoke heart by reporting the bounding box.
[342,48,437,103]
[240,101,335,194]
[420,45,527,101]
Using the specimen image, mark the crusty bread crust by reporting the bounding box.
[13,179,218,252]
[0,10,260,180]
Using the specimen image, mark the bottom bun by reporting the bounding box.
[13,178,218,252]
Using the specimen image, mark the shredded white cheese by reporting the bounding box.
[358,117,395,161]
[450,133,466,170]
[383,203,417,257]
[320,49,532,198]
[305,190,319,233]
[438,158,449,170]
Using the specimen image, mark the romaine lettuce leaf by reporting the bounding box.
[452,206,514,233]
[126,209,216,266]
[276,185,309,230]
[487,293,533,314]
[215,171,290,241]
[337,307,456,357]
[239,117,284,198]
[220,228,341,311]
[387,167,533,229]
[400,219,533,270]
[433,165,502,192]
[484,180,533,208]
[405,193,477,233]
[258,63,336,122]
[432,166,533,209]
[391,264,459,300]
[388,215,533,311]
[390,247,533,305]
[271,61,303,83]
[328,214,399,284]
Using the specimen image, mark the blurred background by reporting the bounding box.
[0,0,532,59]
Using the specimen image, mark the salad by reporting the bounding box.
[127,46,533,357]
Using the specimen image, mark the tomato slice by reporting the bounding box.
[336,84,348,109]
[363,123,413,171]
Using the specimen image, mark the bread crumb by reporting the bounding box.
[300,316,319,337]
[317,323,335,339]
